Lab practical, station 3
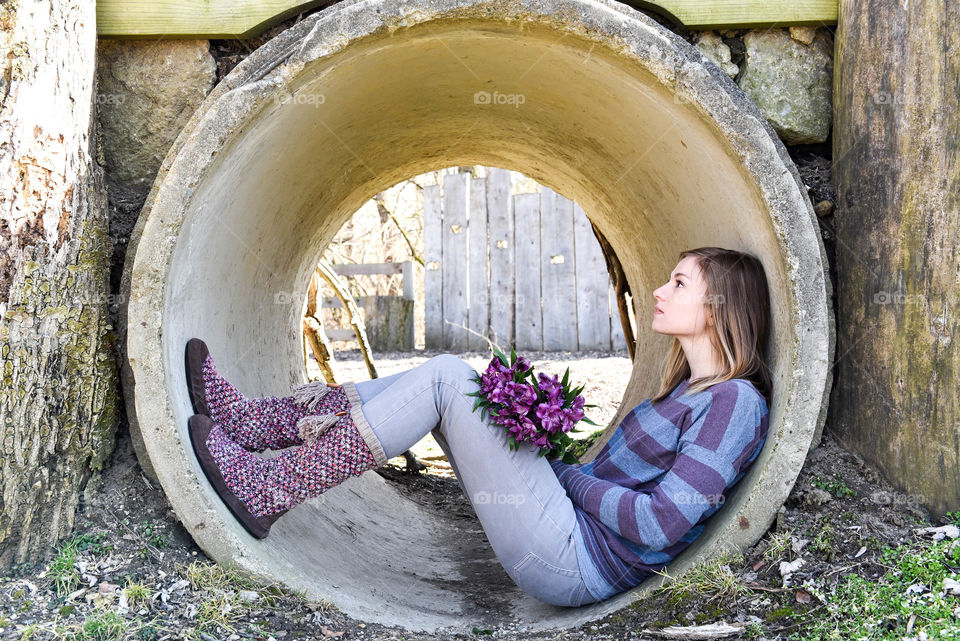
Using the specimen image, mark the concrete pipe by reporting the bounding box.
[119,0,833,632]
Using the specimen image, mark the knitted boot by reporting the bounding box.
[185,338,346,452]
[188,399,385,538]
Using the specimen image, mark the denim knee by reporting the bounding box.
[427,354,477,389]
[510,550,594,607]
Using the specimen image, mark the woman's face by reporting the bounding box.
[651,256,714,339]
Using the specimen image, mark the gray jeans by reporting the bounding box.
[353,354,599,607]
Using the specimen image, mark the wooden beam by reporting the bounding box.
[96,0,331,39]
[95,0,837,39]
[637,0,837,29]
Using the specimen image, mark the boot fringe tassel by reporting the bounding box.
[291,380,337,411]
[296,413,342,442]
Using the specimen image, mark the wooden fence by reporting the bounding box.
[424,168,628,352]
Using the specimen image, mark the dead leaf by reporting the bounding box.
[320,626,345,638]
[779,558,804,577]
[914,525,959,540]
[942,577,960,595]
[795,590,811,603]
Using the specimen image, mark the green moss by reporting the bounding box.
[764,605,800,623]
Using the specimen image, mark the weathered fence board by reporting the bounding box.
[424,170,629,353]
[574,203,611,351]
[423,184,443,349]
[442,173,470,351]
[487,168,514,349]
[513,192,543,350]
[540,187,578,350]
[467,176,489,351]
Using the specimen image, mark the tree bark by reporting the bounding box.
[0,0,119,568]
[832,0,960,517]
[590,221,636,360]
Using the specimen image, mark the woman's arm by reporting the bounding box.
[551,385,768,552]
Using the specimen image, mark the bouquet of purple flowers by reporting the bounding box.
[466,346,599,464]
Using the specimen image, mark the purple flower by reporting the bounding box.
[531,431,553,450]
[481,375,509,404]
[504,381,537,414]
[535,399,565,434]
[473,351,589,460]
[514,356,532,374]
[537,372,563,403]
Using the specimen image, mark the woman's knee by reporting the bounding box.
[427,354,477,386]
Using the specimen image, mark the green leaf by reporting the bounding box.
[580,417,599,426]
[561,366,570,387]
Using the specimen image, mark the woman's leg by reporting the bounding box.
[355,354,598,607]
[354,369,410,404]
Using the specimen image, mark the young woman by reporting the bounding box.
[185,245,771,608]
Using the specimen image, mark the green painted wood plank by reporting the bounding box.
[640,0,837,29]
[96,0,331,39]
[96,0,837,38]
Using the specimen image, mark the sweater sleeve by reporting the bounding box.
[551,386,768,552]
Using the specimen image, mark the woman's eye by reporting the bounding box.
[675,279,684,287]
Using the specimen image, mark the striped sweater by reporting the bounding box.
[550,376,769,601]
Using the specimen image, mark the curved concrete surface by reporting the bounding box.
[119,0,834,632]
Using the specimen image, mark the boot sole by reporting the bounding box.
[185,338,211,416]
[188,413,287,539]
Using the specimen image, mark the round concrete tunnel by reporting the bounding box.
[119,0,833,632]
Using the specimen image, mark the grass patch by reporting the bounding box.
[46,539,81,597]
[811,474,856,499]
[192,591,246,640]
[652,550,753,607]
[54,610,168,640]
[70,532,114,557]
[182,560,260,593]
[122,579,153,612]
[787,537,960,639]
[136,521,170,550]
[763,529,794,563]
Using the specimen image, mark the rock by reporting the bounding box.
[694,31,739,78]
[737,28,833,144]
[814,200,834,217]
[789,26,818,45]
[803,488,834,507]
[96,40,217,195]
[98,582,119,595]
[238,590,260,602]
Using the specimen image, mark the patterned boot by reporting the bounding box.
[188,402,386,538]
[185,338,347,451]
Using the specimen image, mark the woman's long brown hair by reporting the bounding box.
[649,247,772,403]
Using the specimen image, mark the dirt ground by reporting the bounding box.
[0,349,947,640]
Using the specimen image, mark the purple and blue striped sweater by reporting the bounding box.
[550,376,769,601]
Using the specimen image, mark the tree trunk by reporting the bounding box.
[0,0,119,568]
[832,0,960,518]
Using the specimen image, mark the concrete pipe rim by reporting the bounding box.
[119,0,833,632]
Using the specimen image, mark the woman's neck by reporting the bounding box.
[679,335,724,380]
